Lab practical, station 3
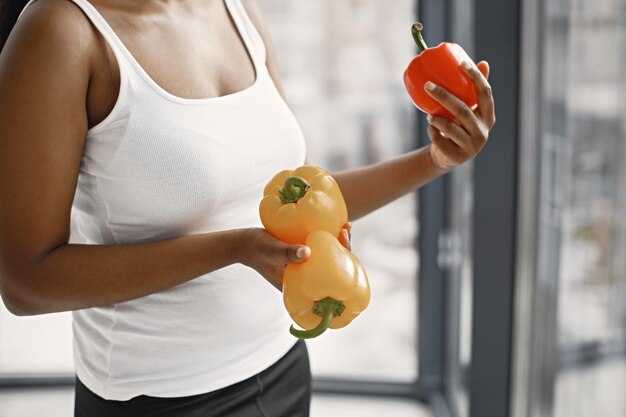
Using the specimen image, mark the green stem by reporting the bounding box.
[279,177,311,204]
[289,297,345,339]
[411,22,428,52]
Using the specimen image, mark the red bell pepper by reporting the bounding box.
[403,22,478,120]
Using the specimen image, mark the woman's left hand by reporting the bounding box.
[424,60,496,172]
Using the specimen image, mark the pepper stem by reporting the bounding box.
[411,22,428,52]
[289,297,345,339]
[279,177,311,204]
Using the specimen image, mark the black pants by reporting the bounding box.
[74,340,311,417]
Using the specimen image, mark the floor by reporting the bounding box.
[0,388,433,417]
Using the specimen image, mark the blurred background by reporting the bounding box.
[0,0,625,417]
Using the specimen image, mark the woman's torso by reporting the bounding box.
[17,0,306,400]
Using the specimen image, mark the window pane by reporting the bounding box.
[258,0,418,380]
[539,1,626,416]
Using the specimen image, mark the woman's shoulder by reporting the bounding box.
[6,0,100,67]
[16,0,91,35]
[0,0,102,128]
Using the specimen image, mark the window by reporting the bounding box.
[544,2,626,416]
[513,1,626,416]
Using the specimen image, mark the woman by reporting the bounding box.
[0,0,495,416]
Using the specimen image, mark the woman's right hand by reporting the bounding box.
[237,228,311,291]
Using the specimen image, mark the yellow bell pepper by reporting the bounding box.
[283,230,371,339]
[259,165,348,245]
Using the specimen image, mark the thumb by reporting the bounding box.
[283,244,311,264]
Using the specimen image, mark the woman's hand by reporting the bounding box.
[238,223,352,291]
[238,228,311,291]
[424,60,496,172]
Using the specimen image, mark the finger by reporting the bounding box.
[428,125,465,166]
[428,125,461,156]
[427,115,477,155]
[281,244,311,264]
[342,222,352,241]
[424,81,482,138]
[338,228,352,251]
[462,60,495,126]
[476,61,489,79]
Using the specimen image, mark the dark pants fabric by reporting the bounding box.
[74,340,311,417]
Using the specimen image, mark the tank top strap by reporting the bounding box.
[224,0,267,66]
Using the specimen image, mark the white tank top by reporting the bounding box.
[18,0,306,400]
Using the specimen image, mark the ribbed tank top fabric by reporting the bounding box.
[17,0,306,400]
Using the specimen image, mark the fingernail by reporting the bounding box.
[424,81,436,91]
[462,61,473,71]
[427,115,433,123]
[343,229,349,239]
[296,246,310,259]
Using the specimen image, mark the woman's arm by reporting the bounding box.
[0,1,308,316]
[332,145,445,221]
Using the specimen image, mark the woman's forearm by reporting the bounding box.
[6,229,244,316]
[333,145,447,221]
